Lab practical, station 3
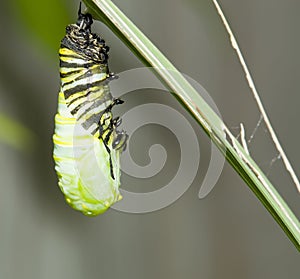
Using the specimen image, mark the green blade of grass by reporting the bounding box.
[83,0,300,251]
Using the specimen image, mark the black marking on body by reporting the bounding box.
[59,60,95,70]
[59,5,128,180]
[62,79,109,99]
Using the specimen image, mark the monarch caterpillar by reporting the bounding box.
[53,4,128,216]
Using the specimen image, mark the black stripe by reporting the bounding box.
[59,60,95,69]
[76,98,109,119]
[104,129,113,145]
[66,86,106,106]
[62,69,105,87]
[60,69,82,78]
[70,99,91,115]
[66,92,88,107]
[63,79,109,99]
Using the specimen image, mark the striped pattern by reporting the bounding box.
[53,11,127,216]
[53,91,122,216]
[59,47,113,136]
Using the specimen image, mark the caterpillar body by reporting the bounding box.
[53,6,128,216]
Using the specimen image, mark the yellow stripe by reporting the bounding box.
[60,70,86,83]
[55,114,76,125]
[59,55,89,64]
[59,47,82,57]
[53,134,73,146]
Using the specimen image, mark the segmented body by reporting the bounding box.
[53,10,127,216]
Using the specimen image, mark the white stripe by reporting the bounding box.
[60,67,85,73]
[62,73,107,90]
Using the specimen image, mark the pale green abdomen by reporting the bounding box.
[53,92,122,216]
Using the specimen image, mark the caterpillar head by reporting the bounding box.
[62,4,109,64]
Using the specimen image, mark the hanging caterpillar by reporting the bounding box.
[53,4,128,216]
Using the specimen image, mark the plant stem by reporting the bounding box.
[83,0,300,251]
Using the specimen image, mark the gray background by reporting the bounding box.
[0,0,299,278]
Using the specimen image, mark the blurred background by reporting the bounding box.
[0,0,299,278]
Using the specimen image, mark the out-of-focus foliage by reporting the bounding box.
[1,0,71,151]
[8,0,72,52]
[1,1,299,278]
[0,112,36,151]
